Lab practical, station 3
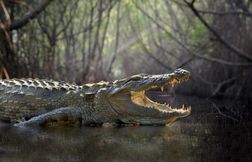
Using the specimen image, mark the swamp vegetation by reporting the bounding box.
[0,0,252,100]
[0,0,252,161]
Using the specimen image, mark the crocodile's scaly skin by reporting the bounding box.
[0,69,191,127]
[0,79,116,124]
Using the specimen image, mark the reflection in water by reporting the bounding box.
[0,94,251,162]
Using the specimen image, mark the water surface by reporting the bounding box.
[0,94,251,162]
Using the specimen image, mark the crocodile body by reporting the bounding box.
[0,69,191,127]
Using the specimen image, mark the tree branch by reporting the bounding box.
[134,1,252,67]
[8,0,52,30]
[210,101,238,121]
[211,76,237,96]
[197,10,252,17]
[183,0,252,62]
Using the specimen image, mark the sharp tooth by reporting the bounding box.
[161,86,164,92]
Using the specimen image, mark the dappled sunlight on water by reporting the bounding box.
[0,94,251,162]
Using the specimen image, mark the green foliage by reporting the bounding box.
[189,18,208,46]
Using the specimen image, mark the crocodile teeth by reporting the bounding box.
[161,86,164,92]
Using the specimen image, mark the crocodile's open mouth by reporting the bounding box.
[130,76,191,113]
[108,68,191,124]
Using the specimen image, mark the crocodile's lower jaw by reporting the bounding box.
[130,83,191,113]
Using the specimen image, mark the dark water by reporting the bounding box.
[0,94,251,162]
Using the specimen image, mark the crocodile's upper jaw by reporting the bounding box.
[107,68,191,125]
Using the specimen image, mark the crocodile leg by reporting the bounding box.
[14,107,82,127]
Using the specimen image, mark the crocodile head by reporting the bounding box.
[95,68,191,125]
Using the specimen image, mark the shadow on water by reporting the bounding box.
[0,93,251,162]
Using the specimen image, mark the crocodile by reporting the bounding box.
[0,68,191,127]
